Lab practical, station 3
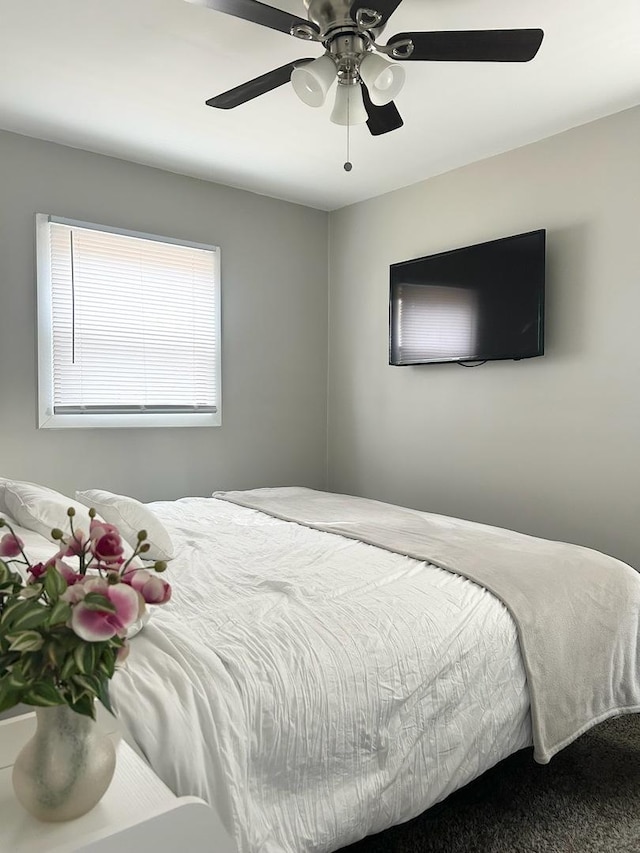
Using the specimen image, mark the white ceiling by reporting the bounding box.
[1,0,639,211]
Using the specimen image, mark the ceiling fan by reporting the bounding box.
[187,0,544,137]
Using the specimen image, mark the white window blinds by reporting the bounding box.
[42,219,219,424]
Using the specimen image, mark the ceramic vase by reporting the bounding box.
[12,705,116,822]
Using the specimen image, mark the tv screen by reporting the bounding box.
[389,230,545,365]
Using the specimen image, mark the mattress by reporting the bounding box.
[110,496,532,853]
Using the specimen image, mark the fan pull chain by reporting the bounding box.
[344,124,352,172]
[344,87,353,172]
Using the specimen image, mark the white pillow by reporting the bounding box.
[4,481,93,541]
[75,489,174,562]
[0,477,14,516]
[3,480,140,567]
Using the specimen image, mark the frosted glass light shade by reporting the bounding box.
[291,55,337,107]
[330,82,368,126]
[359,53,405,106]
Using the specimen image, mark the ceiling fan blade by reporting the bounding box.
[362,85,404,136]
[206,59,314,109]
[387,29,544,62]
[187,0,319,37]
[350,0,403,26]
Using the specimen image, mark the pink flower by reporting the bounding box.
[28,553,55,582]
[53,558,81,586]
[61,582,87,605]
[0,532,23,558]
[63,529,87,557]
[28,553,77,585]
[123,569,172,605]
[70,577,143,642]
[28,562,47,581]
[90,520,118,536]
[89,520,125,567]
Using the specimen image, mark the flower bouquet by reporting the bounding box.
[0,507,171,718]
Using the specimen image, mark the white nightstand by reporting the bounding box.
[0,711,236,853]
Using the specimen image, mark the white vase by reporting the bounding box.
[12,705,116,821]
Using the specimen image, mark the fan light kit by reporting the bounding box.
[187,0,543,161]
[289,35,406,121]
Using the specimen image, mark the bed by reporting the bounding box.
[1,479,638,851]
[102,486,640,853]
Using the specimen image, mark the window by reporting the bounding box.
[37,215,221,428]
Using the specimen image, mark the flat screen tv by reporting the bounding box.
[389,229,545,365]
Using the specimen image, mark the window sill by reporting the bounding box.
[38,411,222,429]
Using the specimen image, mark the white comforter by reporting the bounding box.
[111,497,532,853]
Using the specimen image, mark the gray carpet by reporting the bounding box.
[341,713,640,853]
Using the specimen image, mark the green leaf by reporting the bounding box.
[44,566,67,601]
[67,678,84,705]
[72,674,101,698]
[0,652,18,675]
[81,593,116,614]
[0,676,20,713]
[44,641,66,669]
[22,682,65,708]
[6,630,45,653]
[48,599,71,626]
[96,677,114,715]
[7,665,29,690]
[11,604,50,632]
[1,599,49,632]
[19,583,44,600]
[73,642,99,676]
[0,580,26,602]
[54,632,80,653]
[60,655,78,681]
[20,654,39,680]
[98,649,116,680]
[0,598,30,626]
[68,693,95,720]
[0,560,23,584]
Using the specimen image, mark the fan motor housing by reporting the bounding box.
[303,0,385,39]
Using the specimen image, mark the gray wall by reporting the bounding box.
[0,130,329,501]
[4,107,640,569]
[327,105,640,569]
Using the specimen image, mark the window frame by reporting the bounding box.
[36,214,222,429]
